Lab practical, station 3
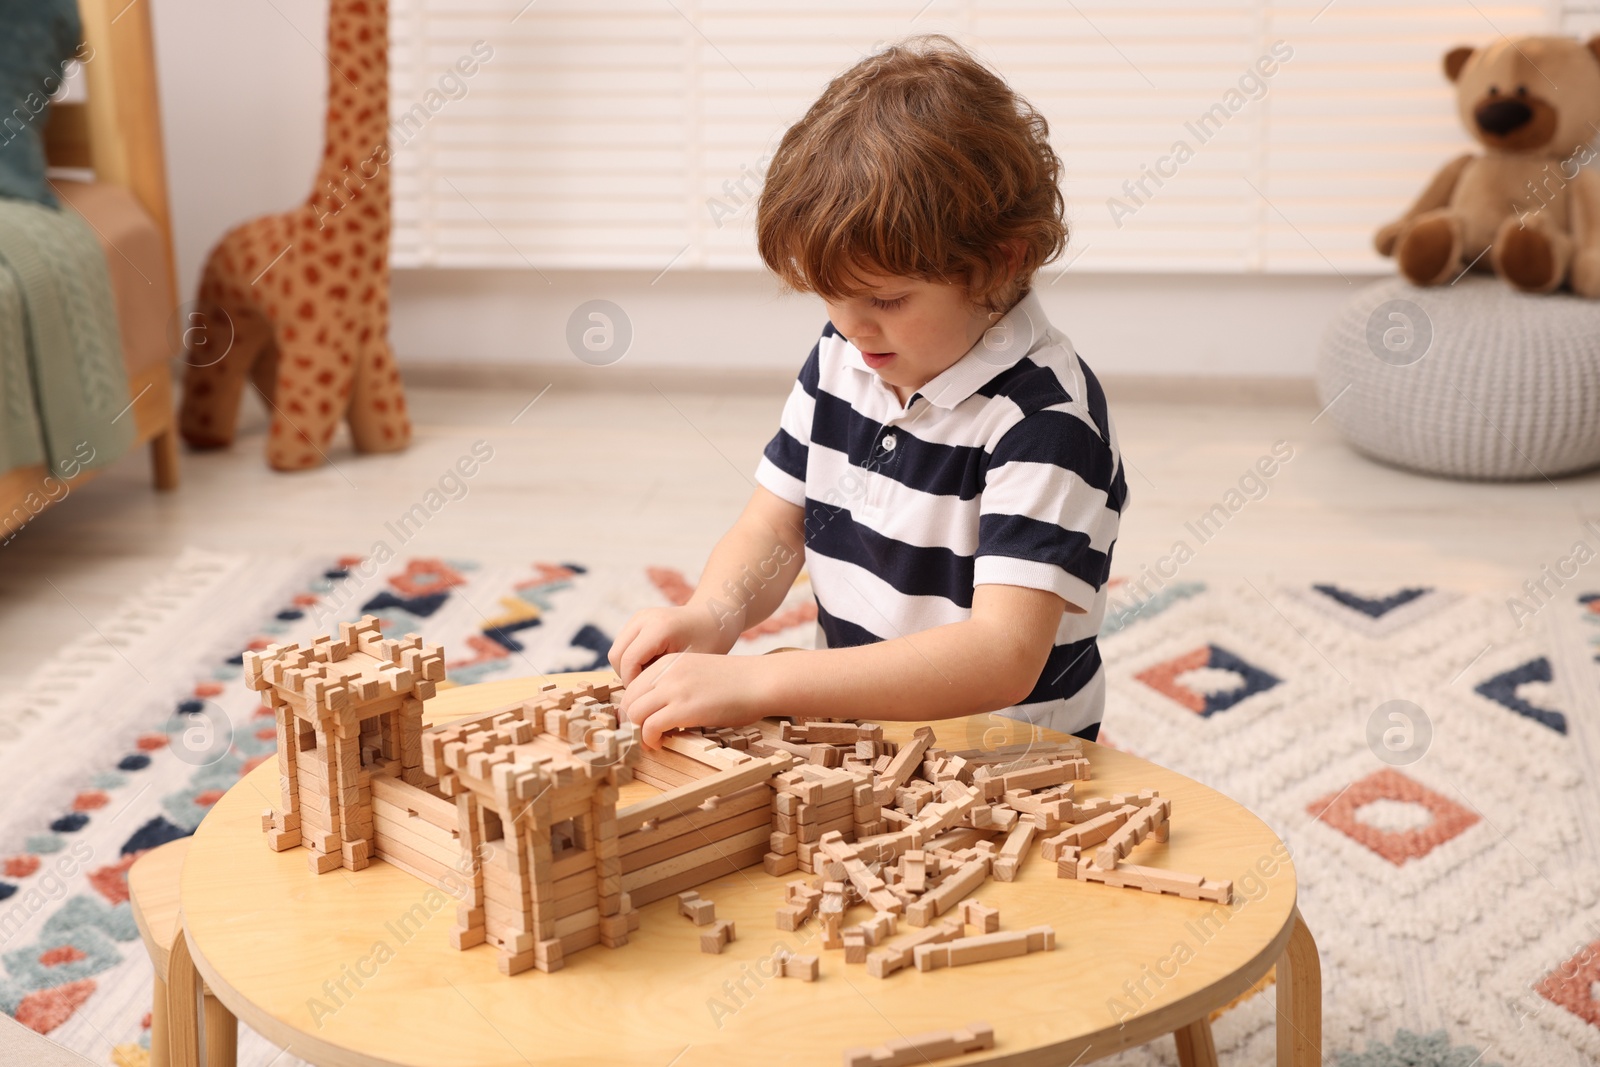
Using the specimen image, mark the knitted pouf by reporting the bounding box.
[1315,275,1600,480]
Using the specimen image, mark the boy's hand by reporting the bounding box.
[619,652,774,748]
[608,605,729,684]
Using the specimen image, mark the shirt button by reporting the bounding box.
[882,435,897,451]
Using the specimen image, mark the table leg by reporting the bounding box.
[166,928,202,1067]
[150,973,170,1067]
[1173,1016,1219,1067]
[203,990,238,1067]
[1275,907,1321,1067]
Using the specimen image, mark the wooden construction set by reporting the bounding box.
[247,618,1236,1061]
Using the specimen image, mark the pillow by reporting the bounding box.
[0,0,86,208]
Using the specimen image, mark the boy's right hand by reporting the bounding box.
[608,605,728,684]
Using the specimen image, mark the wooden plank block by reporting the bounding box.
[372,833,453,889]
[622,826,772,892]
[992,820,1036,882]
[616,754,792,834]
[913,926,1054,971]
[371,776,457,832]
[905,859,988,927]
[371,798,459,854]
[660,732,754,769]
[864,919,964,978]
[622,806,775,874]
[842,1021,995,1067]
[625,842,768,907]
[620,783,770,855]
[877,726,934,793]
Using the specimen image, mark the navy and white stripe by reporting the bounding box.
[755,289,1129,738]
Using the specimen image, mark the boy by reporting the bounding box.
[611,36,1128,748]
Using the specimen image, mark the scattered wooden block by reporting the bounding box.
[842,1021,995,1067]
[700,919,735,954]
[914,926,1054,971]
[843,927,867,963]
[778,951,820,981]
[677,890,716,926]
[959,899,1000,934]
[864,918,963,978]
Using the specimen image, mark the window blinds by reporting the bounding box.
[389,1,1582,273]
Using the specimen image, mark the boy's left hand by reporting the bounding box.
[619,652,775,748]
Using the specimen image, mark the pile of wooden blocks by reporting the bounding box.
[750,719,1232,980]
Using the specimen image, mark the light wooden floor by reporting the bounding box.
[2,383,1596,686]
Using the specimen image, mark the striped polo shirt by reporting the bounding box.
[754,288,1129,738]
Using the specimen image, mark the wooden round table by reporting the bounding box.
[181,672,1321,1067]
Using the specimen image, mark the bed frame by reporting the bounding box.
[1,0,180,534]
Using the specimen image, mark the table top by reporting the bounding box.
[182,672,1298,1067]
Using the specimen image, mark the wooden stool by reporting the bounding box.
[128,838,237,1067]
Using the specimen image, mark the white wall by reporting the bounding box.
[388,268,1360,378]
[148,0,1366,381]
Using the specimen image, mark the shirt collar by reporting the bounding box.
[840,289,1053,411]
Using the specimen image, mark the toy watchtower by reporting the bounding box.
[246,616,447,875]
[424,686,643,975]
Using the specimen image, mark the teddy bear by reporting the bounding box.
[1374,35,1600,297]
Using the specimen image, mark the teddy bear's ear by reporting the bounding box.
[1444,46,1475,82]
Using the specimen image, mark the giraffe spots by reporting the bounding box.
[373,398,388,413]
[317,370,335,386]
[283,325,298,343]
[383,425,395,440]
[319,399,333,416]
[293,356,313,369]
[358,326,372,343]
[304,265,321,285]
[325,251,344,269]
[298,301,316,321]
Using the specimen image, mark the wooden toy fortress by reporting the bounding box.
[247,617,1232,981]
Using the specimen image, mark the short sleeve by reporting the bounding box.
[973,406,1127,611]
[753,338,822,507]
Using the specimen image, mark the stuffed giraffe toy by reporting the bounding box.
[179,0,410,471]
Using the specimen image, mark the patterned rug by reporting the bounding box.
[1,549,1597,1067]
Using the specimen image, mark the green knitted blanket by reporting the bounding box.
[0,197,133,480]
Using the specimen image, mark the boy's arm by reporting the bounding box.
[682,486,807,648]
[619,584,1064,745]
[759,583,1066,719]
[610,486,805,681]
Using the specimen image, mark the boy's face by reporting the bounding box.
[823,269,998,403]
